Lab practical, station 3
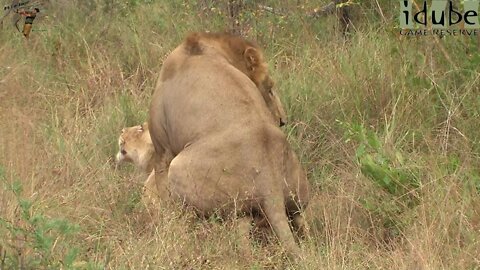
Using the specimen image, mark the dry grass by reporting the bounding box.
[0,1,479,269]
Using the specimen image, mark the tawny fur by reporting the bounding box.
[115,123,168,206]
[149,32,310,260]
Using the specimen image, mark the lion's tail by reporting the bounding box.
[261,194,301,261]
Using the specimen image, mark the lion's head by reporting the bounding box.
[184,32,287,126]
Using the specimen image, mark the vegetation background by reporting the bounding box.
[0,0,479,269]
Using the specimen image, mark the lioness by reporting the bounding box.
[149,32,310,260]
[115,123,168,205]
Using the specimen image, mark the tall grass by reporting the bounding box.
[1,1,479,269]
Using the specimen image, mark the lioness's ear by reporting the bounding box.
[121,128,126,134]
[244,47,260,70]
[137,125,144,132]
[141,122,148,131]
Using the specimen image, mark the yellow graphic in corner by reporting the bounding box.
[1,0,45,38]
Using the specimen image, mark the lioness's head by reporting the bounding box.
[185,32,287,126]
[116,123,153,169]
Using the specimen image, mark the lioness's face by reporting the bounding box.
[259,76,287,127]
[116,124,149,165]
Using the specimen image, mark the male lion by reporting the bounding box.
[149,32,310,260]
[115,124,277,228]
[115,123,168,206]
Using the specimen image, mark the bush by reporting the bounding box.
[0,167,102,270]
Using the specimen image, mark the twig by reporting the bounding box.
[432,36,457,69]
[0,245,6,270]
[410,0,457,69]
[257,4,284,16]
[374,0,387,24]
[307,2,336,18]
[307,0,351,18]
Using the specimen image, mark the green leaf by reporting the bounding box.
[19,199,33,220]
[33,229,53,251]
[0,164,5,179]
[355,144,366,159]
[64,248,79,268]
[10,181,23,196]
[366,131,381,151]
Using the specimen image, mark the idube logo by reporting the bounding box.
[399,0,480,36]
